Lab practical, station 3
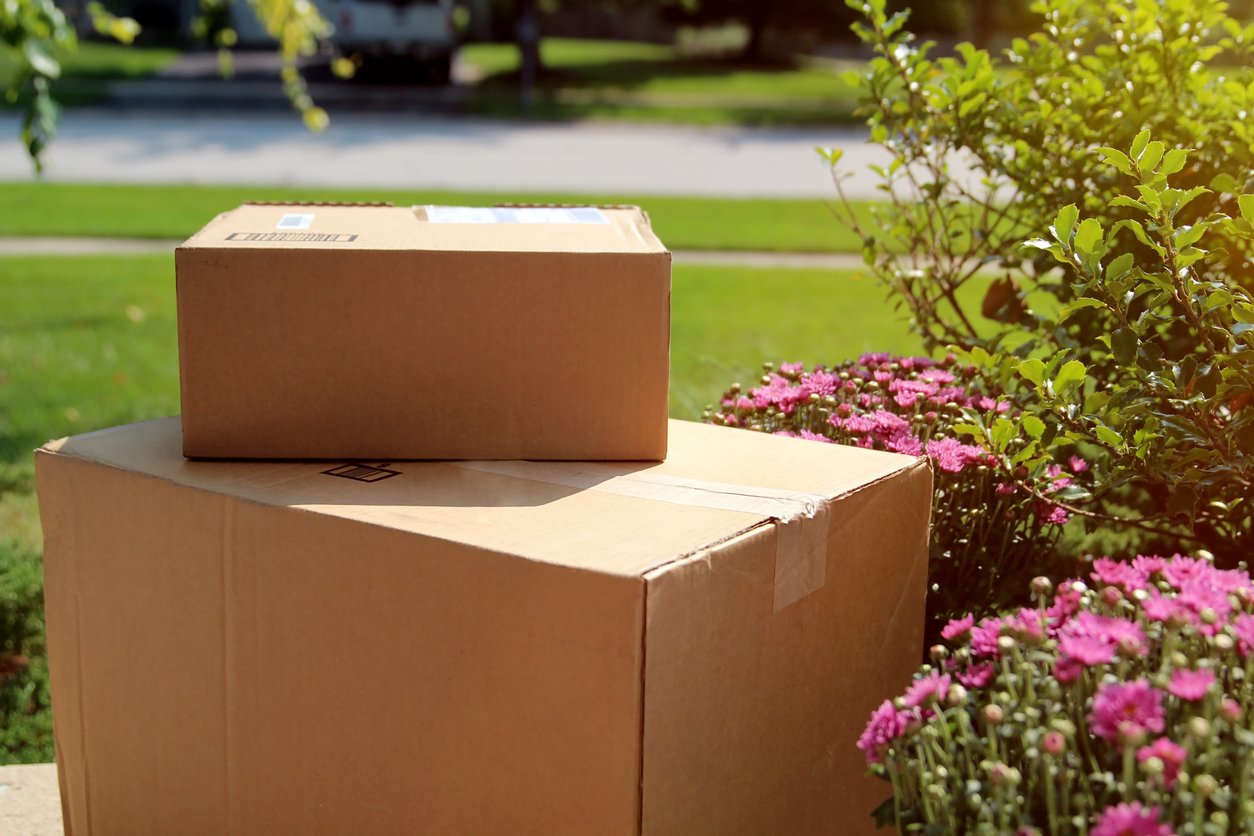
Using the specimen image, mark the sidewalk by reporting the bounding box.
[0,236,867,269]
[0,763,61,836]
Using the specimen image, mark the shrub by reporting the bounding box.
[0,539,53,764]
[862,553,1254,832]
[706,354,1084,644]
[831,0,1254,563]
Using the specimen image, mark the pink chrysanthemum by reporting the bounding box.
[857,700,908,765]
[1057,634,1115,666]
[1091,801,1174,836]
[1233,613,1254,657]
[1090,680,1165,746]
[1057,612,1146,667]
[1168,669,1215,702]
[1091,557,1145,591]
[957,662,995,688]
[903,671,952,709]
[1137,738,1187,788]
[940,614,975,641]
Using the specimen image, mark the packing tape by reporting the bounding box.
[455,461,830,612]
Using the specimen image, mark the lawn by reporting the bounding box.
[459,38,862,126]
[0,42,179,107]
[0,182,871,253]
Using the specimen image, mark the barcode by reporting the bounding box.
[225,232,358,242]
[321,463,401,483]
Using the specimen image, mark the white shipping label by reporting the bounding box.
[424,206,609,224]
[276,213,315,230]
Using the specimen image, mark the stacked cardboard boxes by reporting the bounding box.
[35,203,931,835]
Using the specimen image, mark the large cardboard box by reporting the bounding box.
[175,203,670,461]
[36,418,931,835]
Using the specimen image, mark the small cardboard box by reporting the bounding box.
[36,418,931,835]
[175,203,671,461]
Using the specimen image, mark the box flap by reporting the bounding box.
[178,204,667,254]
[40,419,918,581]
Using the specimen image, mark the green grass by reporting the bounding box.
[460,38,862,126]
[0,42,179,107]
[0,182,871,253]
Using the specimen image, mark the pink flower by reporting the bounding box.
[1132,554,1168,578]
[957,662,995,688]
[1092,802,1174,836]
[970,616,1009,658]
[1091,557,1145,591]
[1069,455,1090,473]
[796,429,831,443]
[1234,614,1254,657]
[1090,680,1166,746]
[1058,634,1116,666]
[1046,583,1083,627]
[1168,669,1215,702]
[857,700,909,765]
[1055,654,1083,684]
[903,671,952,709]
[1137,738,1187,788]
[941,614,975,641]
[1140,592,1187,625]
[925,437,987,473]
[1057,612,1146,667]
[1034,500,1070,526]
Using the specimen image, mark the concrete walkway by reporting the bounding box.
[0,111,908,198]
[0,236,866,269]
[0,763,61,836]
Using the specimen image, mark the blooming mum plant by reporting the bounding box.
[859,553,1254,833]
[705,354,1085,644]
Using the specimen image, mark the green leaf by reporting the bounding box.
[1053,360,1087,395]
[1111,328,1138,364]
[22,43,60,80]
[1159,148,1189,176]
[1130,129,1150,160]
[1073,218,1102,257]
[1058,297,1106,322]
[1106,252,1135,280]
[1095,424,1124,448]
[1018,358,1046,387]
[1098,147,1134,175]
[1138,141,1165,173]
[952,423,983,438]
[1051,204,1079,245]
[1240,194,1254,227]
[1022,415,1045,439]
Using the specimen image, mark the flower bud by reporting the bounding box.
[1118,721,1147,747]
[1041,730,1065,756]
[997,635,1016,654]
[1071,581,1088,595]
[1117,636,1142,658]
[1201,607,1218,626]
[1222,699,1242,722]
[1195,549,1215,563]
[728,382,741,394]
[924,411,938,425]
[1195,774,1219,796]
[1031,577,1053,597]
[930,645,949,663]
[984,704,1004,726]
[1101,586,1122,606]
[1214,634,1235,653]
[947,684,969,707]
[1141,756,1164,776]
[1189,717,1212,738]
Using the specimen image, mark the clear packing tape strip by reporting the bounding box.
[456,461,831,612]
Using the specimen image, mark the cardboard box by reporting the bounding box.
[175,203,671,460]
[36,418,931,835]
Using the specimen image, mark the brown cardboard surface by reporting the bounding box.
[176,204,670,460]
[37,417,931,835]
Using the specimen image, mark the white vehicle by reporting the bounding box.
[317,0,459,80]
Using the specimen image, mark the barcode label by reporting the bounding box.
[277,213,315,230]
[321,463,401,483]
[424,206,610,224]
